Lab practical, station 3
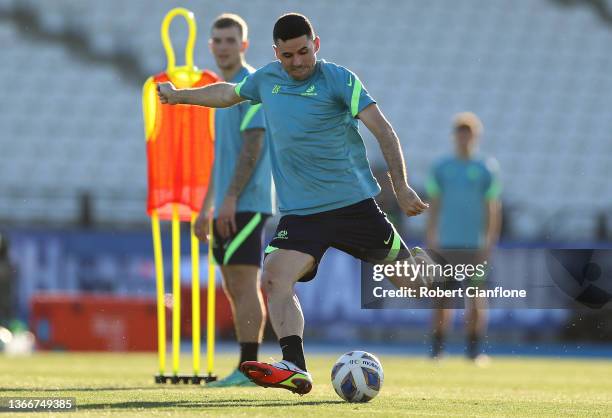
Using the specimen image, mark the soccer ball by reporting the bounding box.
[331,351,383,402]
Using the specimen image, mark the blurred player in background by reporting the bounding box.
[193,14,272,387]
[425,112,502,362]
[159,13,433,395]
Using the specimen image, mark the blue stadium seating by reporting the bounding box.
[0,0,610,239]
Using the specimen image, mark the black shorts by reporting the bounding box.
[212,212,269,267]
[265,198,410,282]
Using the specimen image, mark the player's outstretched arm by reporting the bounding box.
[358,103,428,217]
[157,81,245,108]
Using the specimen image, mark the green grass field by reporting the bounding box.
[0,353,611,417]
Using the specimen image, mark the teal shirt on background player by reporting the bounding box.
[213,66,273,218]
[426,156,502,248]
[234,60,381,216]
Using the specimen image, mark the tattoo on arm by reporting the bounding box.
[226,129,265,198]
[360,104,408,193]
[377,124,407,193]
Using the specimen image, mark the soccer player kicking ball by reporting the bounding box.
[194,14,272,387]
[158,13,432,395]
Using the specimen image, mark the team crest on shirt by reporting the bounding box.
[467,166,481,181]
[272,84,281,94]
[300,85,317,96]
[275,230,289,240]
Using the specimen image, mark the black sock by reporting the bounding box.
[239,342,259,367]
[467,332,481,359]
[279,335,306,371]
[431,331,444,358]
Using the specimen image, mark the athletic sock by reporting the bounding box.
[279,335,306,371]
[466,332,481,359]
[431,331,444,358]
[239,342,259,367]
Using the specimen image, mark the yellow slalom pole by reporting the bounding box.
[161,8,200,88]
[161,8,196,76]
[191,213,201,376]
[207,211,216,376]
[172,204,181,376]
[151,211,166,376]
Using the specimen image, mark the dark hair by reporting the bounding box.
[212,13,248,41]
[273,13,314,43]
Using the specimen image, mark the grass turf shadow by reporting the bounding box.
[78,399,347,410]
[0,387,160,392]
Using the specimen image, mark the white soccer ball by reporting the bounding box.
[5,331,35,356]
[331,351,383,402]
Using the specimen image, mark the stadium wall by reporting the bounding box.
[7,228,611,344]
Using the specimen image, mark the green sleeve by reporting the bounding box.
[484,159,502,200]
[425,174,441,198]
[485,178,502,200]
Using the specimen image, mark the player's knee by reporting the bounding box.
[222,277,243,301]
[261,271,292,297]
[261,272,276,295]
[222,267,259,299]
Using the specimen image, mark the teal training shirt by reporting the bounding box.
[425,156,502,249]
[213,66,273,217]
[234,60,381,215]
